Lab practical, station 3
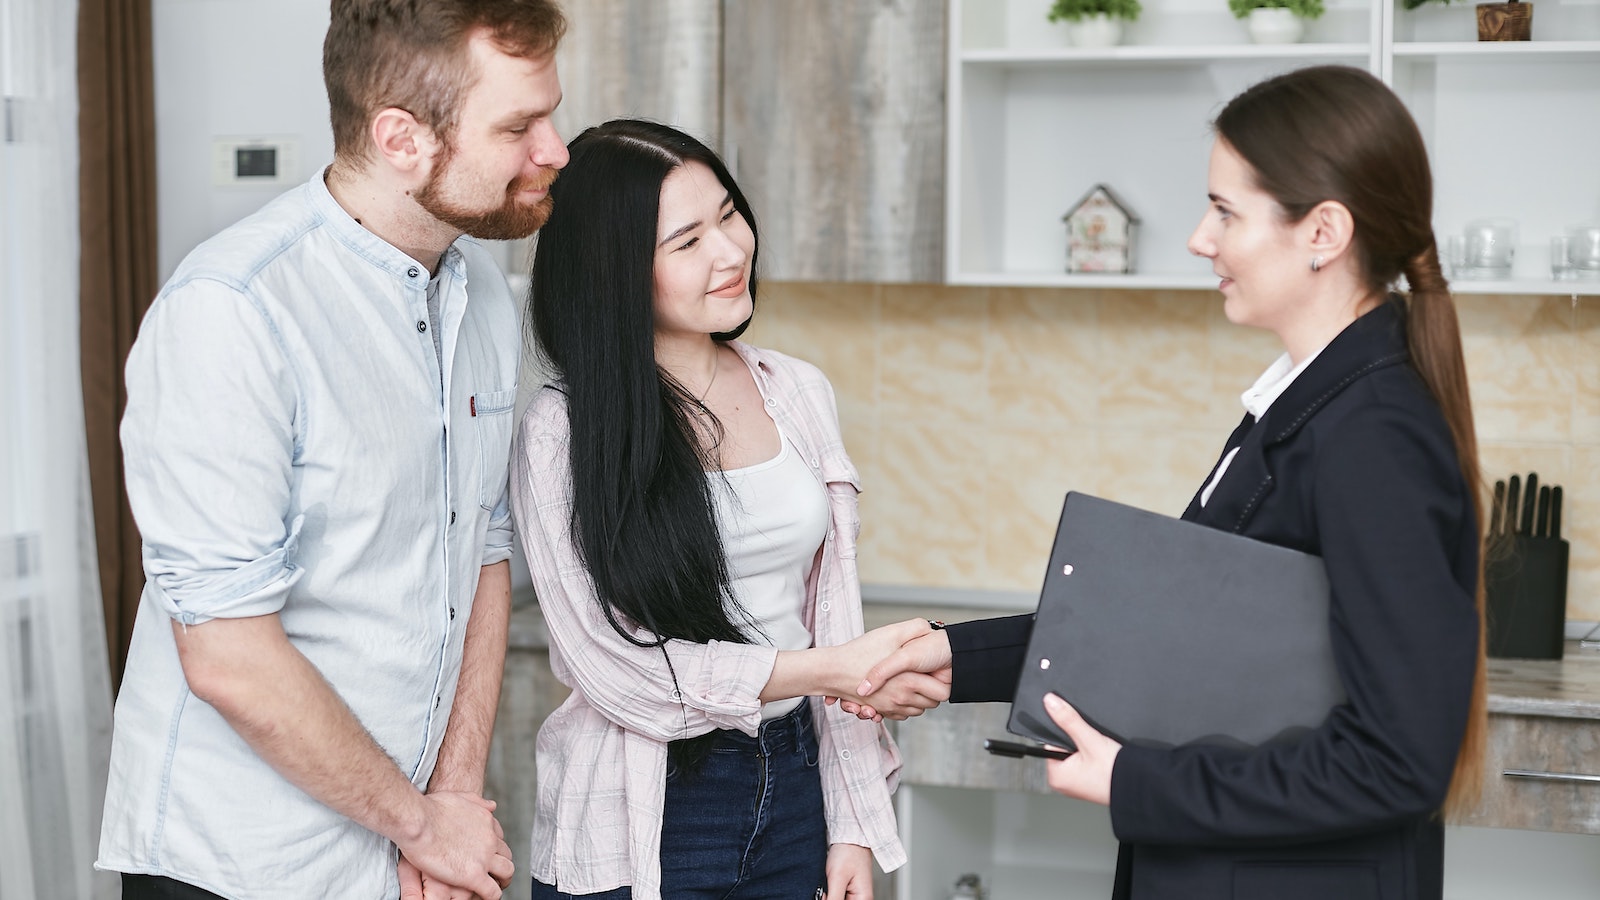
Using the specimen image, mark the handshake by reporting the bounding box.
[824,618,955,722]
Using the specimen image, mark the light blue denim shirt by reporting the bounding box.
[96,169,520,899]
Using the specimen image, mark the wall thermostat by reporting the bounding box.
[212,136,299,187]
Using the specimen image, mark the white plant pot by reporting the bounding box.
[1247,7,1305,43]
[1067,14,1124,48]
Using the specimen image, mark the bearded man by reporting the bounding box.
[96,3,568,898]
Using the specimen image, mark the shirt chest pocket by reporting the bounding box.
[819,458,861,559]
[472,387,518,510]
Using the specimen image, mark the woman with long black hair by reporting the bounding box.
[510,119,945,900]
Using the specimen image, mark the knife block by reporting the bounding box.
[1485,534,1569,660]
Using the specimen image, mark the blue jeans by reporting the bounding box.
[533,702,828,900]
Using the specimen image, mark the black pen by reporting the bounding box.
[984,739,1072,760]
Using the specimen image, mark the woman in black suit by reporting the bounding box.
[850,65,1488,900]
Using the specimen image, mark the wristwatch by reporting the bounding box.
[927,619,946,630]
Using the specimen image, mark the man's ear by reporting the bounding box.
[369,107,440,176]
[1304,199,1356,265]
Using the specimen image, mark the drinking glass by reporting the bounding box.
[1551,235,1575,281]
[1463,219,1516,278]
[1567,225,1600,275]
[1441,234,1466,279]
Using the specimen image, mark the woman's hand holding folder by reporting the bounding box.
[1038,693,1121,806]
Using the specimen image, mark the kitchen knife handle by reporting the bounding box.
[1535,485,1551,538]
[1550,486,1562,540]
[1490,480,1506,536]
[1519,473,1538,535]
[1505,475,1521,535]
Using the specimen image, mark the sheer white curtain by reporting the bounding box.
[0,0,117,897]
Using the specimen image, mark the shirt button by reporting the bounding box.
[449,510,456,525]
[449,607,456,620]
[407,266,420,278]
[819,600,831,612]
[765,397,777,407]
[417,320,427,333]
[839,749,852,760]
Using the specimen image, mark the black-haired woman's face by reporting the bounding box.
[651,161,755,342]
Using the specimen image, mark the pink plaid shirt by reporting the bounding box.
[510,341,906,899]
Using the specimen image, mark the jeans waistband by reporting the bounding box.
[712,699,815,757]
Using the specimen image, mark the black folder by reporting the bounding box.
[1007,492,1345,751]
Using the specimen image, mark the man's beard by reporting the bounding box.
[414,155,557,241]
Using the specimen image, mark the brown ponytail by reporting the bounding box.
[1402,243,1488,818]
[1218,66,1487,819]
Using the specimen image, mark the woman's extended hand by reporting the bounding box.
[1041,693,1120,806]
[769,619,947,717]
[830,619,950,719]
[830,626,954,722]
[857,627,952,698]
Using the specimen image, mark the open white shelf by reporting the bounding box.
[1449,278,1600,297]
[948,0,1600,293]
[962,43,1371,65]
[1393,39,1600,58]
[948,270,1218,290]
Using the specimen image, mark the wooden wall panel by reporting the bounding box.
[722,0,945,283]
[552,0,723,147]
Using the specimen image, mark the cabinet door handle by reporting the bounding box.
[1503,769,1600,785]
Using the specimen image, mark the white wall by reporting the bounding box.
[152,0,332,280]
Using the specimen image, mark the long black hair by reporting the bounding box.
[529,119,761,768]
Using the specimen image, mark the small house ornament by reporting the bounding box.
[1062,183,1139,274]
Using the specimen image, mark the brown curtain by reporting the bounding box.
[79,0,158,691]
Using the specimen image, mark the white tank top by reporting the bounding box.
[709,431,829,719]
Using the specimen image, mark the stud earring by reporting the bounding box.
[1310,256,1324,272]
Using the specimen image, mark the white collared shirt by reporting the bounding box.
[98,168,522,898]
[1200,347,1326,507]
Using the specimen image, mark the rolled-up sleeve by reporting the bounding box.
[122,278,301,626]
[482,490,515,567]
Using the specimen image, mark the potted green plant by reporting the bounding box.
[1047,0,1143,48]
[1403,0,1532,41]
[1228,0,1325,44]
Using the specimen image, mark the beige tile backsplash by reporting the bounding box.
[744,283,1600,621]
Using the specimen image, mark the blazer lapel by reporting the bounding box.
[1187,418,1275,534]
[1186,298,1412,534]
[1181,413,1256,522]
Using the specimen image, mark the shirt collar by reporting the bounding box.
[728,339,772,376]
[305,166,468,285]
[1241,345,1326,421]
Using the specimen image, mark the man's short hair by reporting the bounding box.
[323,0,566,165]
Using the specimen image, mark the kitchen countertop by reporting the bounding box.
[1483,649,1600,719]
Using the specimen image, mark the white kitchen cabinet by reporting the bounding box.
[890,651,1600,900]
[896,783,1600,900]
[946,0,1600,295]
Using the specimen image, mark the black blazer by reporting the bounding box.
[945,300,1480,900]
